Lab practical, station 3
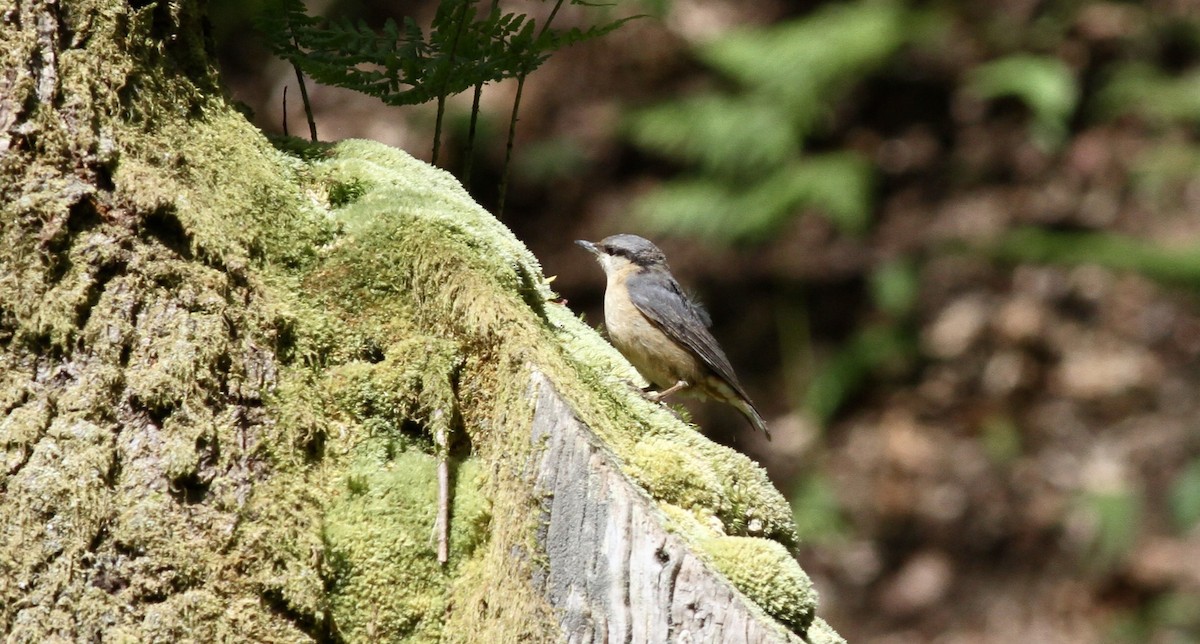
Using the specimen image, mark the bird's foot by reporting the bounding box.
[643,380,689,403]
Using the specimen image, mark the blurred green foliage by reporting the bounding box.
[992,228,1200,288]
[1170,459,1200,532]
[625,1,928,242]
[1078,489,1142,575]
[634,153,874,240]
[790,473,846,542]
[967,55,1078,149]
[1109,591,1200,643]
[803,324,913,425]
[979,415,1022,465]
[701,3,915,117]
[1096,63,1200,126]
[628,96,800,177]
[869,258,919,318]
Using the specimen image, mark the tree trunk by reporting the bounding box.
[0,1,843,642]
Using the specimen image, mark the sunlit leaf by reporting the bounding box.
[968,54,1078,149]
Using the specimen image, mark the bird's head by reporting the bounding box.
[575,234,669,277]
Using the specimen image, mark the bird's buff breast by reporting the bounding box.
[604,276,701,389]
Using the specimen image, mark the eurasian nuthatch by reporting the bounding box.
[576,234,771,439]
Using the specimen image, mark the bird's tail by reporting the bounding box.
[733,399,772,441]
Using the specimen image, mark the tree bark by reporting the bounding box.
[0,1,843,642]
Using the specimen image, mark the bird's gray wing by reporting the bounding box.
[626,272,750,399]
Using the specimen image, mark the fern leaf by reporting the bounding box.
[626,96,801,175]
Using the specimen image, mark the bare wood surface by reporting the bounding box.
[528,372,804,644]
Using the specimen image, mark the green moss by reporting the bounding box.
[160,406,215,482]
[658,504,826,638]
[265,372,334,463]
[232,464,329,627]
[324,338,462,448]
[324,450,489,641]
[0,399,51,489]
[705,536,817,633]
[129,588,314,643]
[628,436,727,512]
[327,178,369,208]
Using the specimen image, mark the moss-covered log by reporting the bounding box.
[0,0,843,641]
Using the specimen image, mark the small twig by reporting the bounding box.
[433,408,450,565]
[282,85,289,136]
[437,438,450,565]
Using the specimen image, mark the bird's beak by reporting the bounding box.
[575,239,600,255]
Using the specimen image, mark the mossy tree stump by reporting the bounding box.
[0,0,843,641]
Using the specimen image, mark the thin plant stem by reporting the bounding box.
[290,35,318,142]
[463,85,483,188]
[539,0,567,39]
[497,0,566,218]
[433,95,447,165]
[432,0,474,165]
[497,74,525,219]
[462,0,501,187]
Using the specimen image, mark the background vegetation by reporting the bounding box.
[213,0,1200,640]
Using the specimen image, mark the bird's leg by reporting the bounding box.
[645,380,689,403]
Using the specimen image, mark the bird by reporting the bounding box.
[576,234,771,439]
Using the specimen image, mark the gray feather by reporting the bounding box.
[626,271,750,402]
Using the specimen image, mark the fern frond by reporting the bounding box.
[701,2,911,112]
[634,153,874,241]
[260,0,543,107]
[625,96,801,176]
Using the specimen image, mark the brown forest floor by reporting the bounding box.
[216,1,1200,641]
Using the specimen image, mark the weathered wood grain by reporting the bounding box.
[528,372,806,644]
